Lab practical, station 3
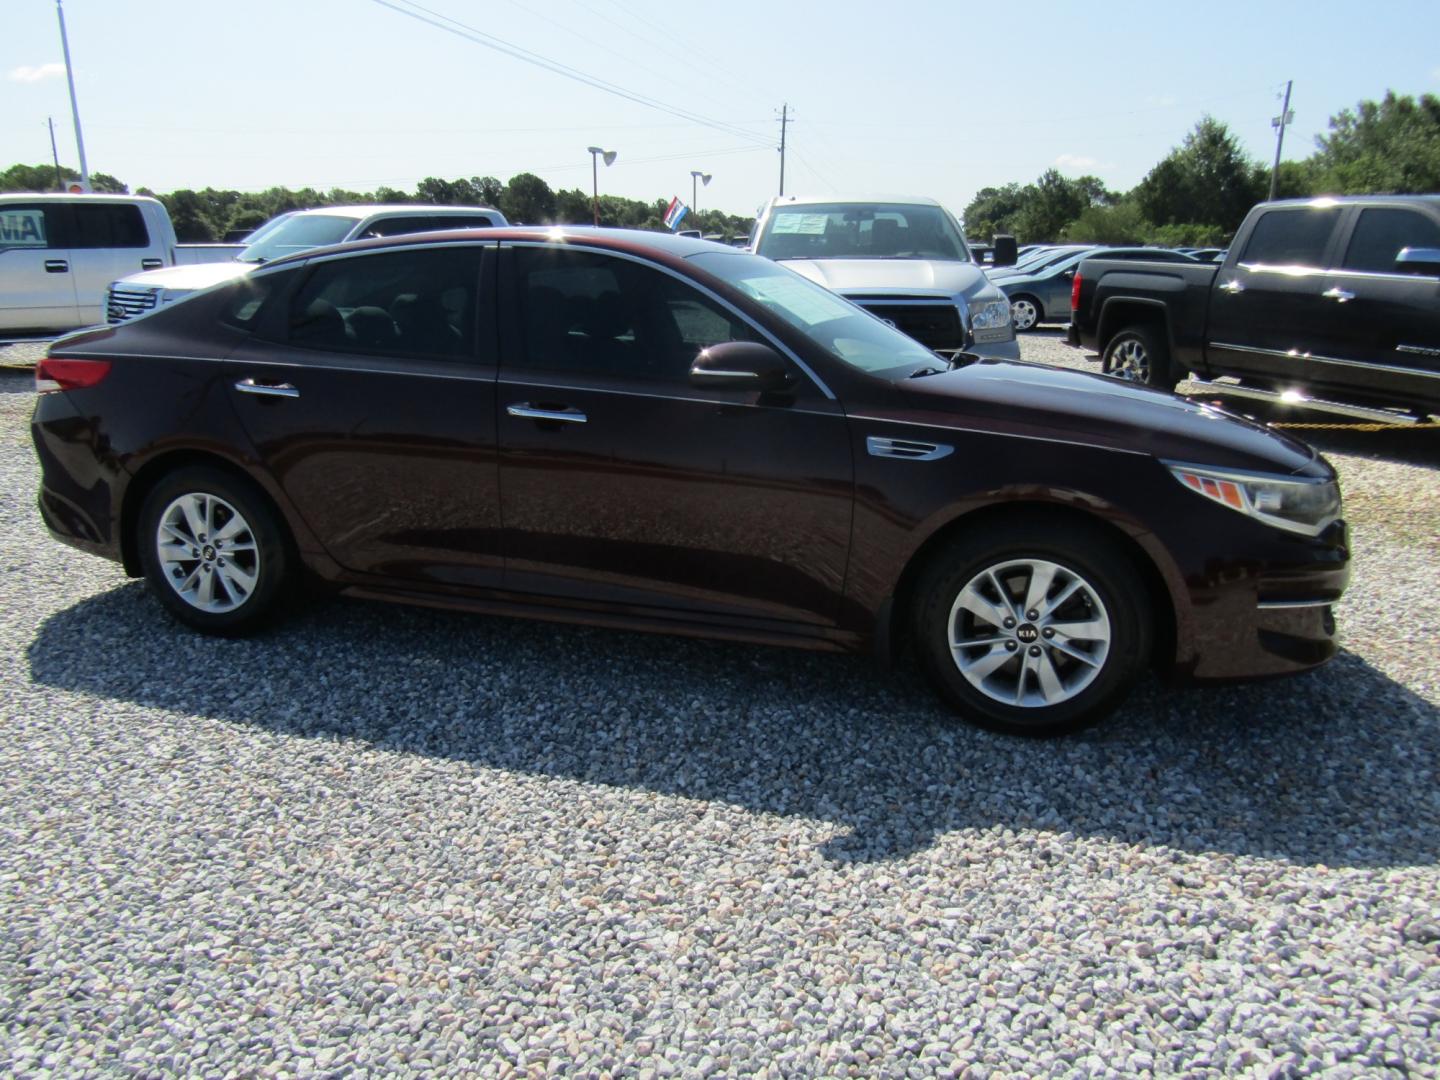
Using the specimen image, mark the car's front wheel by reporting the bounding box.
[137,466,292,635]
[1009,295,1041,332]
[912,520,1152,736]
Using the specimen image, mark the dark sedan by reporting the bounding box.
[32,229,1348,736]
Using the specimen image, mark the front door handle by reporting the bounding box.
[235,378,299,399]
[506,403,587,424]
[1218,279,1244,294]
[44,259,69,274]
[1322,287,1355,303]
[141,257,163,270]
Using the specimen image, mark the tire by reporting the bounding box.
[1009,295,1041,332]
[911,519,1152,737]
[137,465,292,636]
[1101,324,1178,391]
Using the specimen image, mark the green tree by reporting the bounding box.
[1310,91,1440,194]
[0,162,127,193]
[1012,169,1112,242]
[1134,117,1264,236]
[962,183,1025,239]
[503,173,556,223]
[1060,200,1150,244]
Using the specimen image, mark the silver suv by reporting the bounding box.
[105,204,507,323]
[750,195,1017,359]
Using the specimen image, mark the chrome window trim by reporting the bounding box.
[1325,266,1440,282]
[503,240,836,401]
[499,377,842,417]
[847,414,1150,455]
[1207,341,1440,381]
[1233,263,1327,277]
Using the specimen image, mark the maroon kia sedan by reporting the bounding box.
[31,228,1348,736]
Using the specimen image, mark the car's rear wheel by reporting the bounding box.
[1102,324,1178,391]
[138,466,291,635]
[912,521,1152,737]
[1009,295,1041,332]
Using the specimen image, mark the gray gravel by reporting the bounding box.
[1,333,1438,1078]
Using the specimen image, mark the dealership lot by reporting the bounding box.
[1,336,1437,1075]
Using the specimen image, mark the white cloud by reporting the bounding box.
[1054,153,1116,173]
[9,62,67,83]
[1433,66,1440,81]
[1146,94,1179,108]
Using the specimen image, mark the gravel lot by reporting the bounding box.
[1,333,1437,1077]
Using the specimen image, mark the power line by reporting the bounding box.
[368,0,773,148]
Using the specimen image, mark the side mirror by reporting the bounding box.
[1395,247,1440,277]
[1061,268,1076,280]
[690,341,792,391]
[991,234,1018,267]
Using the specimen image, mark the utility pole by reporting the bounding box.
[56,0,89,191]
[1268,80,1294,202]
[47,117,63,191]
[777,103,790,197]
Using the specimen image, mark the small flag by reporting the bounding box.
[663,197,689,231]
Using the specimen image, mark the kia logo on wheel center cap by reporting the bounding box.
[1016,624,1039,643]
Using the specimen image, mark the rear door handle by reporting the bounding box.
[1322,287,1355,303]
[1218,279,1244,294]
[506,403,587,424]
[235,378,299,399]
[44,259,69,274]
[141,257,163,270]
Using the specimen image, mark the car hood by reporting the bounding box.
[116,262,255,290]
[778,258,992,297]
[883,359,1323,476]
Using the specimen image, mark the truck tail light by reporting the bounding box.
[1070,271,1083,311]
[35,356,112,394]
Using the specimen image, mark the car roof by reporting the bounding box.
[765,194,944,209]
[1263,195,1440,210]
[293,204,502,219]
[0,192,164,207]
[265,226,729,269]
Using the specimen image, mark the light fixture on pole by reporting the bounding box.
[587,146,617,226]
[690,170,712,215]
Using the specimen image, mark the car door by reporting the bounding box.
[68,202,164,326]
[224,242,504,589]
[1204,204,1344,384]
[495,242,853,628]
[1317,204,1440,409]
[0,202,78,333]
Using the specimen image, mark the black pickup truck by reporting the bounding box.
[1068,196,1440,416]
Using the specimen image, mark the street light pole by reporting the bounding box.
[587,146,617,226]
[690,170,711,218]
[55,0,89,191]
[1268,80,1294,202]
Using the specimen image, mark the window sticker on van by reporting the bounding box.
[0,210,47,249]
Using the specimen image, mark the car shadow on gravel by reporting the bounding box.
[27,583,1440,869]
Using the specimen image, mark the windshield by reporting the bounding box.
[756,202,970,263]
[998,247,1093,277]
[237,213,361,263]
[690,251,943,375]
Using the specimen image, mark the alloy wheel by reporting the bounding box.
[1010,298,1039,331]
[1110,338,1150,382]
[155,493,261,613]
[947,558,1112,708]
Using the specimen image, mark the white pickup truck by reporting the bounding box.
[0,193,244,335]
[105,204,509,324]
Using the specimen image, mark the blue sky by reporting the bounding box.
[3,0,1437,220]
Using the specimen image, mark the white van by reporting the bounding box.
[0,194,178,335]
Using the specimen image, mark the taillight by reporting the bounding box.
[1070,271,1083,311]
[35,356,112,394]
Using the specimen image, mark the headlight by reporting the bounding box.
[969,299,1011,330]
[1164,461,1341,537]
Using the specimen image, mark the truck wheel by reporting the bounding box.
[1009,295,1041,332]
[1102,325,1177,391]
[911,519,1152,737]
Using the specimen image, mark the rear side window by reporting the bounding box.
[1340,208,1440,274]
[220,270,295,331]
[287,246,483,361]
[70,203,149,249]
[1240,208,1340,268]
[0,204,55,250]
